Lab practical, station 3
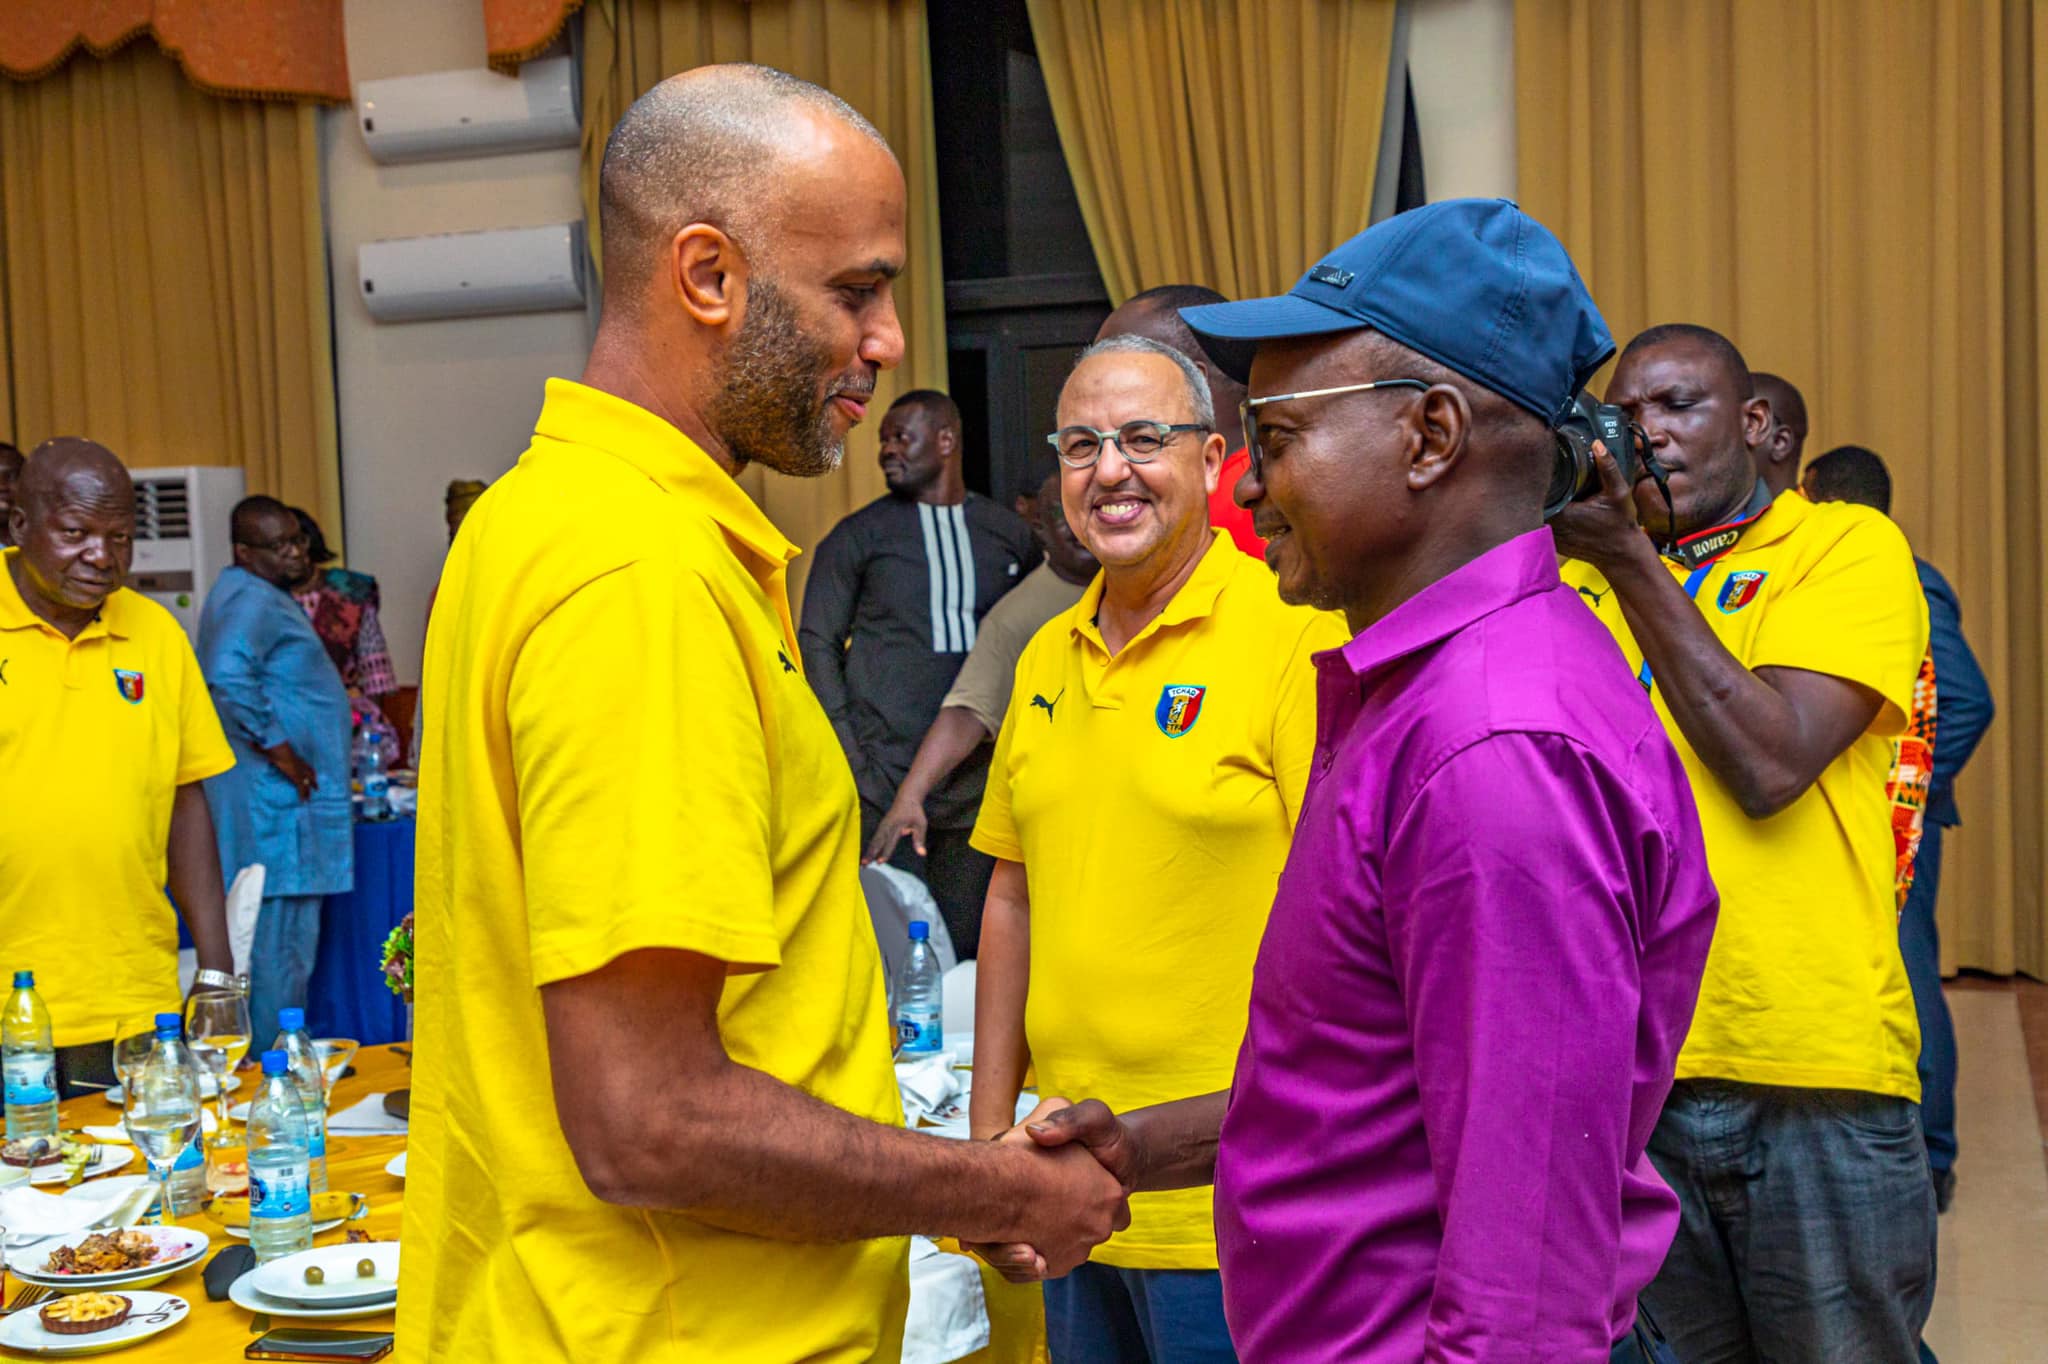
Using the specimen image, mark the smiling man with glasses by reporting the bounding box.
[964,332,1345,1362]
[976,200,1719,1364]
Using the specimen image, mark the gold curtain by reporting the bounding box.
[0,41,342,534]
[1024,0,1397,304]
[578,0,946,605]
[1516,0,2046,977]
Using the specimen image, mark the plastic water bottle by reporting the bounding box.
[247,1050,313,1262]
[2,970,57,1140]
[270,1009,329,1193]
[140,1014,209,1212]
[893,921,943,1056]
[357,729,390,820]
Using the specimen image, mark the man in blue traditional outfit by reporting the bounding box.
[198,495,355,1035]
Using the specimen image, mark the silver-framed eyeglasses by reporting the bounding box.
[1047,420,1209,469]
[1241,379,1431,479]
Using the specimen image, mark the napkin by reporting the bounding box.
[327,1094,409,1135]
[0,1176,147,1240]
[895,1053,962,1126]
[903,1237,990,1364]
[225,863,267,981]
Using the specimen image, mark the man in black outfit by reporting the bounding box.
[800,388,1039,955]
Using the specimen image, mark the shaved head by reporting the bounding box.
[7,438,135,629]
[18,437,132,517]
[598,63,891,311]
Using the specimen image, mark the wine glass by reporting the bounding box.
[110,1015,162,1100]
[123,1039,201,1223]
[182,991,251,1134]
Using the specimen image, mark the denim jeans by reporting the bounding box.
[1043,1263,1236,1363]
[1643,1079,1936,1363]
[1899,822,1959,1172]
[249,894,323,1040]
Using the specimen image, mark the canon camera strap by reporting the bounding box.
[1662,480,1775,571]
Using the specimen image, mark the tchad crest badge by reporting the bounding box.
[1155,684,1206,739]
[113,669,145,704]
[1716,570,1768,614]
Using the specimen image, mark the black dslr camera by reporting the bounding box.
[1542,392,1658,522]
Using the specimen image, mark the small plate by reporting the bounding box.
[383,1152,405,1180]
[0,1289,190,1356]
[227,1273,394,1322]
[249,1242,399,1307]
[10,1227,210,1292]
[29,1148,134,1187]
[104,1074,238,1106]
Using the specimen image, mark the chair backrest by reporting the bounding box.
[940,959,976,1039]
[860,863,957,986]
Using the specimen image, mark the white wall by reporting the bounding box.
[1408,0,1518,203]
[327,0,591,685]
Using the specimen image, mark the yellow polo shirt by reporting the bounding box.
[1562,493,1928,1099]
[0,554,232,1047]
[972,530,1345,1268]
[396,379,908,1364]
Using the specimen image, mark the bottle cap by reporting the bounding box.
[261,1050,289,1075]
[11,970,31,989]
[907,921,930,941]
[154,1012,182,1035]
[278,1008,305,1031]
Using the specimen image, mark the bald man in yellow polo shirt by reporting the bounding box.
[0,439,235,1093]
[397,66,1125,1364]
[967,335,1345,1360]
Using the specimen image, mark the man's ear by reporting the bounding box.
[1406,385,1471,492]
[671,223,748,331]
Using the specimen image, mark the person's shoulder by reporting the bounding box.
[1216,546,1343,646]
[965,492,1033,539]
[321,568,379,603]
[1915,556,1959,608]
[1786,495,1913,565]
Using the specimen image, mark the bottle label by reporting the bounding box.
[251,1161,311,1219]
[304,1111,326,1161]
[172,1136,205,1173]
[3,1055,55,1107]
[895,1008,941,1054]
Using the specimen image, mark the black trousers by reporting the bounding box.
[861,800,996,959]
[54,1040,117,1100]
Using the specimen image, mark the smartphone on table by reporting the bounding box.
[246,1327,396,1361]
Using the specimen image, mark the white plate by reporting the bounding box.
[249,1242,400,1307]
[104,1074,238,1105]
[383,1152,405,1180]
[227,1272,395,1322]
[0,1289,190,1356]
[224,1214,347,1240]
[10,1226,210,1291]
[28,1147,134,1186]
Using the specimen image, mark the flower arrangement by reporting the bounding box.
[380,913,414,1002]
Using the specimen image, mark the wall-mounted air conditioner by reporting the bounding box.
[356,55,579,164]
[128,466,247,638]
[358,223,589,323]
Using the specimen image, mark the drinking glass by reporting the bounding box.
[123,1047,200,1223]
[182,991,252,1133]
[110,1016,162,1101]
[312,1039,359,1100]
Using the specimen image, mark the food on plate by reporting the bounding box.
[304,1265,326,1285]
[208,1189,356,1227]
[2,1136,60,1167]
[38,1292,132,1335]
[357,1259,376,1279]
[44,1230,163,1276]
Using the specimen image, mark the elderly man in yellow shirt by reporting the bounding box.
[397,64,1126,1364]
[0,439,236,1094]
[967,335,1345,1361]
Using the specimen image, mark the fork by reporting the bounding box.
[2,1284,53,1316]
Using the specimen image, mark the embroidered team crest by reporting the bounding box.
[1716,570,1768,614]
[1155,684,1206,738]
[113,668,145,703]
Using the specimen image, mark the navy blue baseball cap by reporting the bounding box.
[1180,198,1612,426]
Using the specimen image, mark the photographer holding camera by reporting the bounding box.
[1556,324,1935,1363]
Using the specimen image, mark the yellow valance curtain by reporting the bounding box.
[577,0,946,600]
[1515,0,2046,977]
[0,0,349,102]
[1023,0,1398,303]
[0,40,342,534]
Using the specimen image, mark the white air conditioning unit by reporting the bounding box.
[128,466,247,638]
[358,223,589,323]
[356,55,579,164]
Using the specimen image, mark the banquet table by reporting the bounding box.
[305,817,414,1047]
[21,1045,1050,1362]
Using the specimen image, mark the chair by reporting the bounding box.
[941,960,976,1041]
[861,863,958,986]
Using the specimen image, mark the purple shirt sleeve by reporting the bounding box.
[1382,732,1655,1362]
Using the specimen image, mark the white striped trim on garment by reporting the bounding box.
[917,501,978,653]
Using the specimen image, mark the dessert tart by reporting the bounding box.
[1,1137,63,1168]
[37,1293,131,1335]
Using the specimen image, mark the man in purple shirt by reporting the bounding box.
[985,200,1719,1363]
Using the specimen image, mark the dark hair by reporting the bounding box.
[1125,284,1228,313]
[290,506,339,565]
[889,388,962,433]
[0,440,22,469]
[1803,445,1892,514]
[230,494,294,545]
[1623,322,1753,396]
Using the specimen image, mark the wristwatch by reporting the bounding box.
[193,968,244,994]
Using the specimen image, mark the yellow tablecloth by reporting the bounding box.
[17,1045,1047,1362]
